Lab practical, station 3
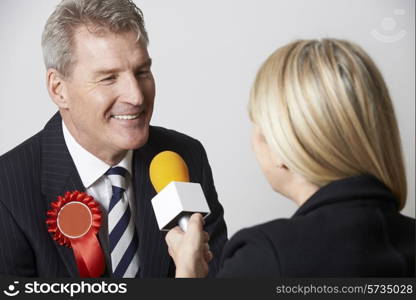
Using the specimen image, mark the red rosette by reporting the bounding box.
[46,191,105,278]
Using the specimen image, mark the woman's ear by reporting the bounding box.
[277,162,289,170]
[46,68,69,109]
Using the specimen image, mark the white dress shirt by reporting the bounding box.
[62,121,136,272]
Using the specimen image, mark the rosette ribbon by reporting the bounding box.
[46,191,105,277]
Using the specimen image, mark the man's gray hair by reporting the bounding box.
[41,0,148,77]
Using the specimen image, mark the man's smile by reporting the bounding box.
[111,112,142,120]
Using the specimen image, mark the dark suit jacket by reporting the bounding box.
[0,113,227,277]
[217,176,415,277]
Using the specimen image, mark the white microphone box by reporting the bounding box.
[151,181,211,231]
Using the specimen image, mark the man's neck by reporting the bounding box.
[62,115,126,166]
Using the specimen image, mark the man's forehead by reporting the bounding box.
[71,26,149,68]
[72,26,146,56]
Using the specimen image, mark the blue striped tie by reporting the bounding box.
[106,166,140,278]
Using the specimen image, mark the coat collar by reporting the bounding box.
[293,175,399,217]
[40,112,84,277]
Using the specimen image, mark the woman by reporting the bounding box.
[165,39,415,277]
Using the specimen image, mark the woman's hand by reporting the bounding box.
[165,213,213,278]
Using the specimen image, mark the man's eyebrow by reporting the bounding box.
[93,68,122,76]
[93,58,152,76]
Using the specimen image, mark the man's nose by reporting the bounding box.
[122,74,144,105]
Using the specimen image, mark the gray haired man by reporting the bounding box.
[0,0,227,278]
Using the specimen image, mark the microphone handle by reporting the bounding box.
[178,214,191,231]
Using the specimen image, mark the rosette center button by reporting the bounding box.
[57,202,92,238]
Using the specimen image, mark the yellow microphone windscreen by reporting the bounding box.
[149,151,190,193]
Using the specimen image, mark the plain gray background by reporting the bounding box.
[0,0,414,236]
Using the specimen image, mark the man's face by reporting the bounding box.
[61,28,155,161]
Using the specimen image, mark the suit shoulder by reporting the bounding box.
[398,213,416,228]
[226,218,296,252]
[149,125,202,147]
[148,126,205,160]
[0,131,42,209]
[0,131,42,168]
[226,217,313,258]
[218,223,284,277]
[237,217,302,239]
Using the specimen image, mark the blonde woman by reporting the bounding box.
[165,39,415,277]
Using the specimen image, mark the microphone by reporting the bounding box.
[150,151,210,231]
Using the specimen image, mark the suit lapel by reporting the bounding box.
[40,116,172,277]
[40,113,84,277]
[132,128,172,277]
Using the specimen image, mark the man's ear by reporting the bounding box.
[46,68,69,109]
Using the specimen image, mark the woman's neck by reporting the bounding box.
[286,176,320,207]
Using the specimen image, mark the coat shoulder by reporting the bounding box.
[218,220,293,277]
[0,131,43,215]
[149,126,202,148]
[224,218,297,262]
[228,206,415,277]
[0,131,42,162]
[0,131,42,179]
[147,126,205,164]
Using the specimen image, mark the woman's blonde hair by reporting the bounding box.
[249,38,407,210]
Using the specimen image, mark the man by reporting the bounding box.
[0,0,227,278]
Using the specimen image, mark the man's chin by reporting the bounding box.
[117,131,150,151]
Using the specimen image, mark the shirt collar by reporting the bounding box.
[62,120,133,189]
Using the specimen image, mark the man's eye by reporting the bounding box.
[136,70,151,78]
[101,75,116,82]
